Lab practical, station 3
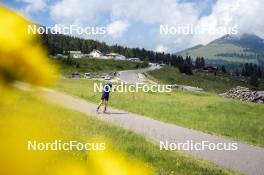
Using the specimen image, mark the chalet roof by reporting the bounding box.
[69,51,82,54]
[90,49,102,54]
[105,53,120,56]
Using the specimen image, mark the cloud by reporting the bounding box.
[192,0,264,45]
[110,0,199,25]
[155,45,168,53]
[49,0,200,50]
[17,0,48,13]
[107,20,129,38]
[50,0,112,25]
[48,0,264,52]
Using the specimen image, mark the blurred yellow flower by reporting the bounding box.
[0,5,154,175]
[87,148,154,175]
[0,6,57,87]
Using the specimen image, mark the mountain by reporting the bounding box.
[182,44,204,52]
[178,34,264,65]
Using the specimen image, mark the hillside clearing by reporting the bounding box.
[149,67,264,93]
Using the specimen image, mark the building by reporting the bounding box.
[89,49,103,58]
[128,58,141,62]
[69,51,84,59]
[203,66,218,73]
[105,53,126,60]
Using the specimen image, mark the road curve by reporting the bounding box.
[118,64,160,84]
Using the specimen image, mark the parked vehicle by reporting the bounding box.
[84,73,91,79]
[71,73,81,78]
[104,76,111,80]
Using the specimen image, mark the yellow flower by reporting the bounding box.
[0,6,154,175]
[87,148,154,175]
[0,6,57,86]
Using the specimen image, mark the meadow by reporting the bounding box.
[0,88,239,175]
[55,57,148,75]
[55,78,264,147]
[179,43,259,64]
[149,67,264,93]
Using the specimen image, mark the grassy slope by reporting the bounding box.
[179,43,258,64]
[149,67,264,93]
[54,79,264,147]
[0,89,239,175]
[55,57,147,75]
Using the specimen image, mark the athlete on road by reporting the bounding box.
[96,81,113,113]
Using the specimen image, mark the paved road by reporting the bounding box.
[119,64,160,84]
[39,90,264,175]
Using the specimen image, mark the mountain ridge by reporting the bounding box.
[178,33,264,65]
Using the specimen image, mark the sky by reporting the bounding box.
[2,0,264,53]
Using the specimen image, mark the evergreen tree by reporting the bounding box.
[195,57,205,69]
[178,56,193,75]
[221,66,227,73]
[250,73,259,87]
[185,56,193,67]
[201,57,205,68]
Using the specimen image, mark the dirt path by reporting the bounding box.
[39,89,264,175]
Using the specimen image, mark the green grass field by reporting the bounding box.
[179,43,259,64]
[54,57,148,75]
[0,89,239,175]
[54,79,264,147]
[179,43,243,60]
[149,67,264,93]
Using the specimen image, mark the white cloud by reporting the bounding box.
[17,0,48,13]
[110,0,199,25]
[48,0,264,52]
[49,0,199,50]
[192,0,264,45]
[50,0,112,25]
[155,45,168,53]
[107,20,129,38]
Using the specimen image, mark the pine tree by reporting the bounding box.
[250,73,259,87]
[221,66,227,73]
